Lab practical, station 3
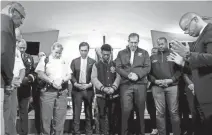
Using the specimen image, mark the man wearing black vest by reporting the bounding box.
[91,44,121,135]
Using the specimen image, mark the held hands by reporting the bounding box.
[155,80,168,87]
[155,79,173,87]
[128,72,138,81]
[52,79,62,89]
[103,87,114,95]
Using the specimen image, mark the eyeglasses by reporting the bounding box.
[14,8,25,21]
[184,17,195,33]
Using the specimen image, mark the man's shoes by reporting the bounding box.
[150,129,158,135]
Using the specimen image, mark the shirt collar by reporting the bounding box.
[49,54,61,60]
[199,23,207,35]
[81,56,88,61]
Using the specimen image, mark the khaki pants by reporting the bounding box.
[40,88,68,135]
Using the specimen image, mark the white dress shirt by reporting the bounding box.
[13,49,25,78]
[130,50,135,65]
[79,57,87,83]
[199,23,207,35]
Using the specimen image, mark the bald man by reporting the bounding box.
[168,12,212,135]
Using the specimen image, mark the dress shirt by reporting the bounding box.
[79,57,87,83]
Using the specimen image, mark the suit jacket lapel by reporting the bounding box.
[86,57,91,83]
[77,57,81,71]
[193,23,211,51]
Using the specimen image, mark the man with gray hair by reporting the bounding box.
[116,33,151,135]
[35,42,72,135]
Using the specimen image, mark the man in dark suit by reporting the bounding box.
[1,3,26,134]
[71,42,96,135]
[16,38,37,135]
[115,33,151,135]
[168,12,212,135]
[1,2,26,92]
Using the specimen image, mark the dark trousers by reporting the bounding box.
[179,88,191,134]
[18,85,31,135]
[193,96,212,135]
[97,97,120,135]
[4,88,17,135]
[32,87,41,134]
[146,91,156,130]
[72,90,94,135]
[120,84,146,135]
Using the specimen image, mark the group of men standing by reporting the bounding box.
[1,2,212,135]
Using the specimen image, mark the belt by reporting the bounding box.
[47,85,66,91]
[96,94,119,99]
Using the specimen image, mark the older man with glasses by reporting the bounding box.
[1,2,26,134]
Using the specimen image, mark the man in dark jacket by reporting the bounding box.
[1,3,25,134]
[116,33,151,135]
[71,42,96,135]
[16,38,37,135]
[91,44,121,135]
[1,2,26,91]
[168,12,212,135]
[149,37,181,135]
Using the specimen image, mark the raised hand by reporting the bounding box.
[167,52,185,66]
[170,40,190,58]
